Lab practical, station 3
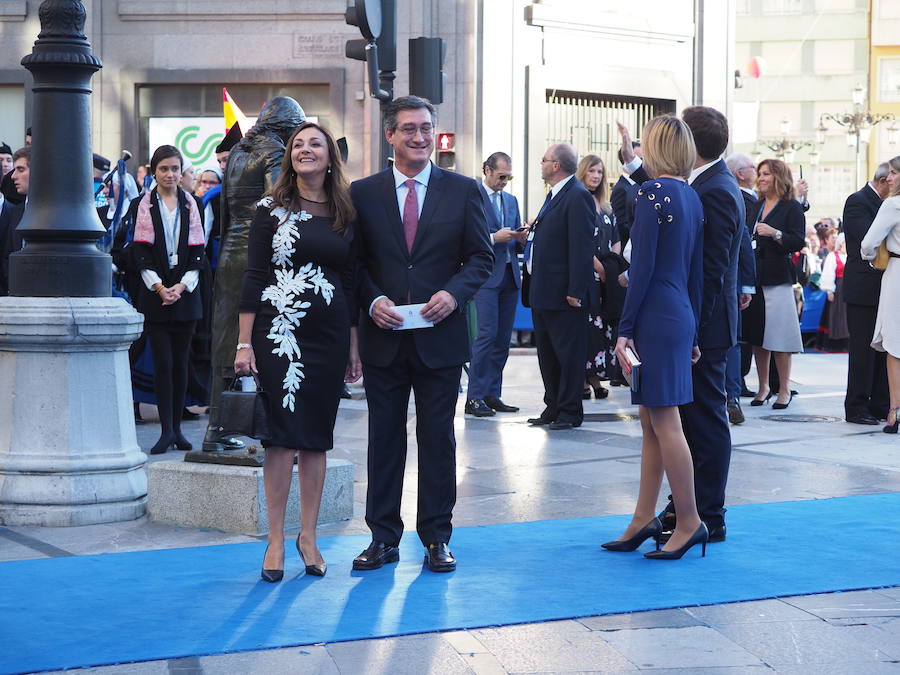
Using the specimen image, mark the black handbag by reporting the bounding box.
[218,375,272,441]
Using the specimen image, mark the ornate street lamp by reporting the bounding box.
[755,119,817,166]
[816,84,898,187]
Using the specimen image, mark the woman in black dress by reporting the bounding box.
[576,154,624,400]
[129,145,206,455]
[743,159,806,409]
[235,122,360,582]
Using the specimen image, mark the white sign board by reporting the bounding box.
[148,117,256,173]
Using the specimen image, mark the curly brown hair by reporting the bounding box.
[756,158,795,201]
[268,122,355,235]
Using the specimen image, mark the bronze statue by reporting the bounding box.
[203,96,306,452]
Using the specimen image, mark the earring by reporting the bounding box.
[327,166,332,174]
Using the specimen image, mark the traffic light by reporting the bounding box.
[409,37,444,105]
[436,132,455,170]
[345,0,392,101]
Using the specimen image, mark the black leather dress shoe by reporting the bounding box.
[352,540,399,570]
[727,399,745,425]
[182,408,200,421]
[424,542,456,572]
[527,416,554,426]
[846,412,880,426]
[549,419,581,430]
[484,396,519,413]
[658,509,677,532]
[465,399,495,417]
[707,524,727,543]
[739,386,756,398]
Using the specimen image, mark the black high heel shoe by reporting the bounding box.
[772,392,794,410]
[884,407,900,435]
[583,388,592,400]
[592,384,609,399]
[261,545,284,583]
[750,392,772,407]
[296,535,326,576]
[644,522,708,560]
[601,517,662,552]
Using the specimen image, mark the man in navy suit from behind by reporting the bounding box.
[842,162,891,425]
[465,152,527,417]
[523,143,596,431]
[621,107,743,542]
[350,96,493,573]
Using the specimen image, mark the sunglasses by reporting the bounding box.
[495,174,513,181]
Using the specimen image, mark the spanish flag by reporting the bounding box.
[223,88,250,134]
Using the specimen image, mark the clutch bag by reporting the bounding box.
[873,241,890,271]
[219,375,272,441]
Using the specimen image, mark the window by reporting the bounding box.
[813,40,857,75]
[762,0,802,14]
[761,41,803,75]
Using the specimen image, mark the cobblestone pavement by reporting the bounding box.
[3,351,899,674]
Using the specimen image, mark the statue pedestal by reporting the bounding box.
[0,297,147,526]
[147,459,354,535]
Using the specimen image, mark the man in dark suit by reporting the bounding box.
[351,96,493,572]
[620,108,743,542]
[610,141,642,246]
[465,151,526,417]
[843,163,892,424]
[523,143,595,431]
[1,146,29,294]
[724,152,760,423]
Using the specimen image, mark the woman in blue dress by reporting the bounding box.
[604,115,708,560]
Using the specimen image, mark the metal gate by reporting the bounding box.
[546,89,676,183]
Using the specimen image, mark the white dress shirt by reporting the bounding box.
[369,163,434,316]
[140,198,200,292]
[525,174,576,275]
[393,163,431,219]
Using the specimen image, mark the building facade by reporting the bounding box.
[733,0,899,221]
[1,0,734,219]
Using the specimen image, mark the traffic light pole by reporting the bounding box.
[345,0,396,170]
[376,0,395,169]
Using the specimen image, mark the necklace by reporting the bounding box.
[298,194,327,204]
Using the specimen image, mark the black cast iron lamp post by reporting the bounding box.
[10,0,108,297]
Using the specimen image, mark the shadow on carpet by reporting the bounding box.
[2,493,899,674]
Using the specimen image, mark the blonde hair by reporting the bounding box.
[575,154,611,213]
[890,155,900,197]
[641,115,696,180]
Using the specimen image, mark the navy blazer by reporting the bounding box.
[610,174,639,243]
[690,160,745,349]
[842,184,884,306]
[634,160,744,349]
[352,164,493,369]
[478,182,522,289]
[522,176,596,311]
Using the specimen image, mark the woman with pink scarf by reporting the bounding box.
[128,145,206,455]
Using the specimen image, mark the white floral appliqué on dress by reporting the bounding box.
[257,197,335,412]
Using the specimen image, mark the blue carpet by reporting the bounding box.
[2,493,900,674]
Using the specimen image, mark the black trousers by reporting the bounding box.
[845,302,889,419]
[146,321,196,436]
[362,334,462,547]
[533,307,588,423]
[667,347,731,528]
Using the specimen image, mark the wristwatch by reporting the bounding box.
[774,230,783,242]
[236,343,252,350]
